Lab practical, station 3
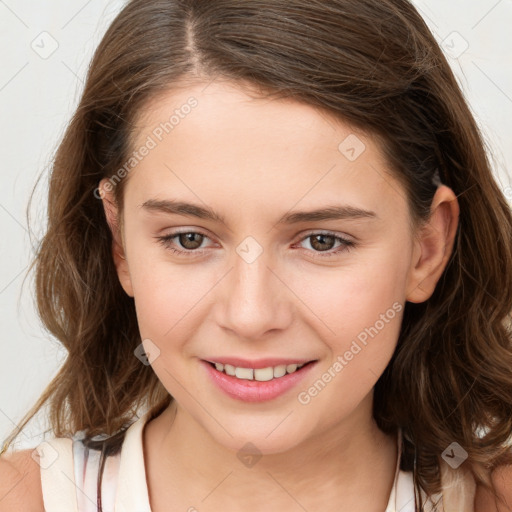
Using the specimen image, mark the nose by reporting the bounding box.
[216,249,293,340]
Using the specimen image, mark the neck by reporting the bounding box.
[143,398,398,512]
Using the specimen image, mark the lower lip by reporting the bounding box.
[201,360,317,402]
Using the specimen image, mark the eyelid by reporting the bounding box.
[158,227,355,243]
[293,230,356,257]
[156,227,356,259]
[296,229,355,243]
[157,228,216,248]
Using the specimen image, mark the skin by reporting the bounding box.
[100,79,459,512]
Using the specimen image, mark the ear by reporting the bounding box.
[406,185,460,303]
[98,179,134,297]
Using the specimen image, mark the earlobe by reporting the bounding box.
[406,185,460,303]
[98,179,134,298]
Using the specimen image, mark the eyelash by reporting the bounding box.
[155,230,356,259]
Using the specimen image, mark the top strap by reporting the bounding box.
[114,410,153,512]
[72,438,121,512]
[38,430,123,512]
[37,437,79,512]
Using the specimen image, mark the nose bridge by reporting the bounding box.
[234,252,273,305]
[219,241,291,338]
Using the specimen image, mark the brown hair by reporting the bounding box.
[3,0,512,509]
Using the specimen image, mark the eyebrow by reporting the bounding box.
[140,199,377,225]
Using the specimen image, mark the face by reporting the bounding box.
[100,79,458,455]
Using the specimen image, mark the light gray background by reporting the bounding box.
[1,0,511,449]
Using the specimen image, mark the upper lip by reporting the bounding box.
[203,357,316,369]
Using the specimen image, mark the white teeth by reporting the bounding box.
[224,364,236,376]
[235,367,254,380]
[211,361,308,381]
[254,367,274,381]
[273,364,287,378]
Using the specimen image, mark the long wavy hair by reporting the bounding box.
[3,0,512,509]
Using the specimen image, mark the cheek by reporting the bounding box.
[288,244,410,370]
[129,254,217,347]
[292,251,407,417]
[295,242,409,324]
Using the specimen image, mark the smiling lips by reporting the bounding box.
[204,357,316,382]
[209,361,309,381]
[202,357,317,402]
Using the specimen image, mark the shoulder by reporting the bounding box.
[0,448,45,512]
[474,464,512,511]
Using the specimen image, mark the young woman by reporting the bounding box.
[2,1,512,510]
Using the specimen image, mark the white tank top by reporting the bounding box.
[35,410,474,511]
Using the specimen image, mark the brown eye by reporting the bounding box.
[178,232,204,250]
[309,234,336,252]
[156,230,212,256]
[296,231,355,258]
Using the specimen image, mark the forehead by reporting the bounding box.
[133,79,368,150]
[125,80,408,224]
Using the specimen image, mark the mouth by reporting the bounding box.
[201,357,318,402]
[201,358,318,402]
[204,359,317,382]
